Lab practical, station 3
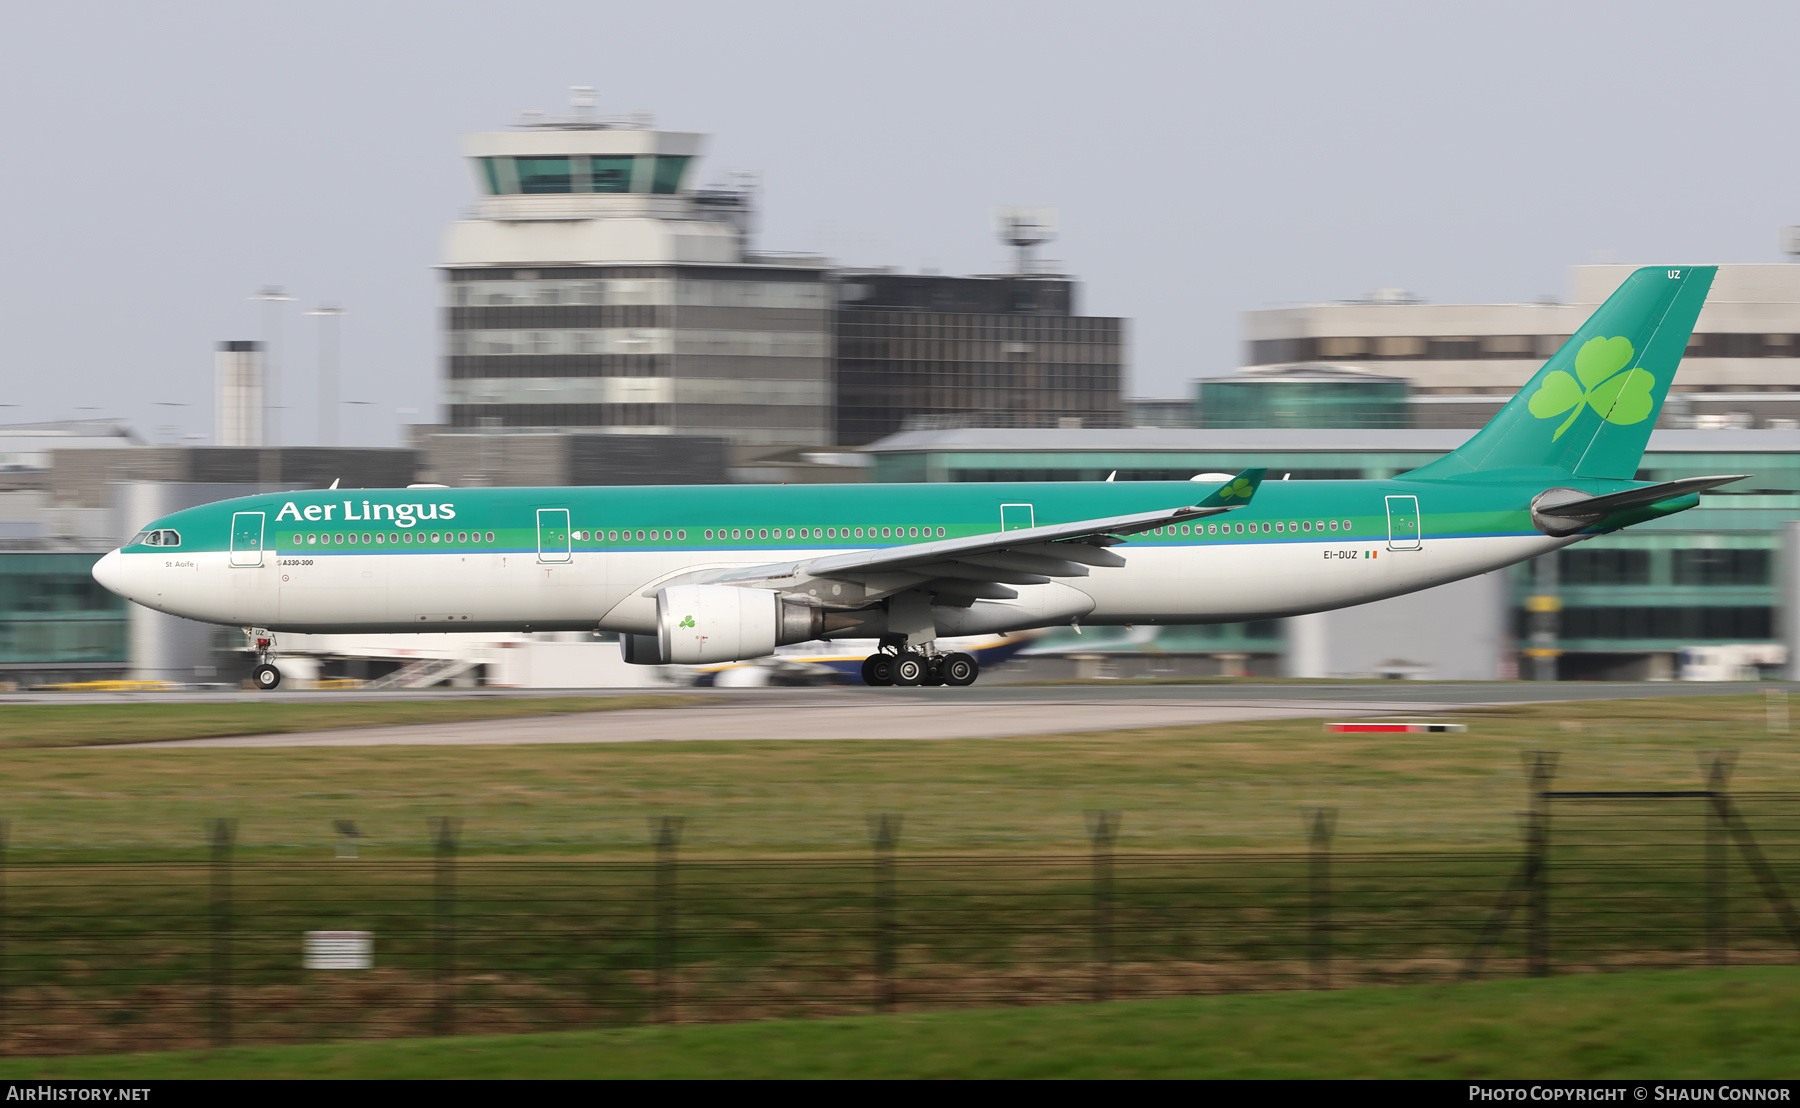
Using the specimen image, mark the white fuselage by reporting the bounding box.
[96,531,1567,637]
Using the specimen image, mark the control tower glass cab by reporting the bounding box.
[459,126,707,216]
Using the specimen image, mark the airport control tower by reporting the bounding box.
[440,91,833,459]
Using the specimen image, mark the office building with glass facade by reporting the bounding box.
[0,552,127,684]
[834,274,1125,445]
[1194,364,1409,429]
[863,426,1800,679]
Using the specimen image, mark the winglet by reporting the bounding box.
[1192,468,1266,509]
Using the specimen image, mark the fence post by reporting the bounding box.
[1085,811,1119,1003]
[1704,753,1736,967]
[1307,808,1337,990]
[208,817,235,1048]
[652,816,684,1023]
[431,817,460,1037]
[1524,752,1557,977]
[867,814,901,1013]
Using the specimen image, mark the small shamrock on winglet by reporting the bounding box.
[1216,477,1255,500]
[1527,336,1656,441]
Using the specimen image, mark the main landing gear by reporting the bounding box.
[245,628,282,691]
[860,650,979,688]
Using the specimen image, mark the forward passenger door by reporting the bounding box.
[230,511,266,567]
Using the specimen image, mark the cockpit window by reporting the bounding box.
[156,530,180,547]
[131,529,180,547]
[129,531,151,546]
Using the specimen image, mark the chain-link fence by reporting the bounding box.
[1,755,1796,1056]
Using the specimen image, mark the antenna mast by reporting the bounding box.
[995,207,1057,276]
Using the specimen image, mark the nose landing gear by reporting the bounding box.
[244,628,282,691]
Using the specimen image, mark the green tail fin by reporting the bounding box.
[1411,266,1715,481]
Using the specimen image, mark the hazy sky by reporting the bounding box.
[4,1,1797,446]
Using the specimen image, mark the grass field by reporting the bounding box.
[0,692,1788,858]
[0,691,1795,1056]
[2,966,1796,1079]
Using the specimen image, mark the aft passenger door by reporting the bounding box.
[1385,495,1422,551]
[230,511,266,567]
[537,508,572,563]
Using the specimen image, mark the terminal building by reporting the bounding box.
[1231,265,1800,431]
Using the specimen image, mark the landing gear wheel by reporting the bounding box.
[861,654,896,687]
[252,663,282,691]
[942,652,979,687]
[922,657,946,686]
[892,651,928,686]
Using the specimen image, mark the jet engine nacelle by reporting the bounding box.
[655,584,827,664]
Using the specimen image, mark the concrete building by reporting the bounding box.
[440,97,834,459]
[410,427,728,487]
[1239,264,1800,431]
[214,341,265,447]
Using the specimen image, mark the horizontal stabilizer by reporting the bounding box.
[1531,474,1746,536]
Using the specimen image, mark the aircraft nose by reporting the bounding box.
[91,549,126,596]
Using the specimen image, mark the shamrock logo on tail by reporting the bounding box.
[678,615,696,629]
[1216,477,1255,500]
[1526,336,1656,441]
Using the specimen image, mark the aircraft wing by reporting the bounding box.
[691,468,1265,604]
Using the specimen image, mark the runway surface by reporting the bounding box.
[30,680,1773,750]
[109,693,1488,749]
[11,680,1781,709]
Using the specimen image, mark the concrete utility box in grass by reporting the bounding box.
[304,930,372,970]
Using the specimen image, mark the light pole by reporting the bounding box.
[341,400,374,446]
[251,287,294,447]
[307,305,344,447]
[152,401,188,445]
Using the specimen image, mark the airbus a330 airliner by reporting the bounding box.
[95,266,1742,689]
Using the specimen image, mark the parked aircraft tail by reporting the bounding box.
[1410,265,1716,482]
